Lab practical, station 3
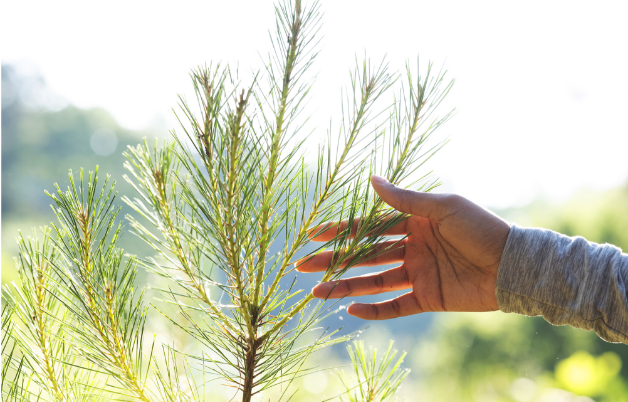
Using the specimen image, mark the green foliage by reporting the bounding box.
[121,0,452,399]
[2,226,108,402]
[334,341,409,402]
[2,0,453,401]
[411,311,628,401]
[2,303,34,402]
[4,228,66,400]
[46,169,153,401]
[501,187,628,252]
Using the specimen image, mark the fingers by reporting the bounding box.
[370,175,445,221]
[306,219,360,242]
[307,213,409,242]
[347,291,423,320]
[295,240,405,273]
[308,175,448,245]
[311,264,411,299]
[306,175,447,244]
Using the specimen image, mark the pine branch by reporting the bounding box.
[2,303,34,402]
[46,168,154,402]
[2,229,65,401]
[252,0,316,311]
[259,57,393,330]
[123,139,239,336]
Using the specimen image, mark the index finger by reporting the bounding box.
[307,213,410,242]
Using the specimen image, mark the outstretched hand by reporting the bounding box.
[296,175,511,320]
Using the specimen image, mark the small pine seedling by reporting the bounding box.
[333,341,410,402]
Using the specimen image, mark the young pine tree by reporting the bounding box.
[2,0,454,401]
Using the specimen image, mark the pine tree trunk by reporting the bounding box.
[242,338,259,402]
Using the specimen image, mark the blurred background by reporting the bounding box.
[2,1,628,401]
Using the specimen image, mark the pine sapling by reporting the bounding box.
[2,0,454,400]
[332,341,409,402]
[123,0,452,401]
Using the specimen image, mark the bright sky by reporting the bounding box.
[3,0,628,210]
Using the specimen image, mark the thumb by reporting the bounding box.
[370,175,444,220]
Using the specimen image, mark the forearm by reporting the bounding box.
[496,225,628,344]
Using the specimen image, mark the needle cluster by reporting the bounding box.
[333,341,409,402]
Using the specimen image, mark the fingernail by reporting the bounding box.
[347,303,363,316]
[371,175,389,184]
[294,258,305,271]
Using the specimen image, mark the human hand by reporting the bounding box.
[296,175,511,320]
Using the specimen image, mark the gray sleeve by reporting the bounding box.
[495,224,628,344]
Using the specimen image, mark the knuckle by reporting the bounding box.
[410,292,423,312]
[397,190,414,212]
[372,248,383,265]
[372,274,384,291]
[390,299,402,317]
[440,193,466,207]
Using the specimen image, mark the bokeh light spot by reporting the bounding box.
[90,128,118,156]
[303,371,327,394]
[555,351,622,396]
[510,377,536,402]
